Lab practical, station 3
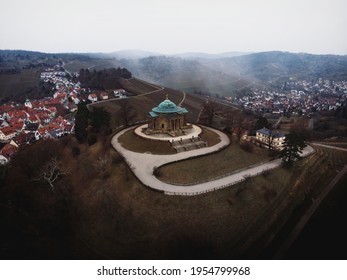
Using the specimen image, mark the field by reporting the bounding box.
[118,126,221,155]
[158,138,269,185]
[118,129,176,154]
[162,71,261,97]
[0,69,41,99]
[120,78,162,95]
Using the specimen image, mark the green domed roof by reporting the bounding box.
[151,96,188,115]
[153,99,181,113]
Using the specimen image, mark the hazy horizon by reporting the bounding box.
[1,0,346,56]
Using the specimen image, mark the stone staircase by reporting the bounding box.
[172,136,208,153]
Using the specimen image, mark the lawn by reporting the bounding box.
[0,69,41,98]
[117,126,221,155]
[118,129,176,154]
[157,139,269,185]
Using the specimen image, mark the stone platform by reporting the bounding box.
[134,124,202,142]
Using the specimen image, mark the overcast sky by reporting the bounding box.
[1,0,346,55]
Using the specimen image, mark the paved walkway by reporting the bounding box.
[111,126,315,196]
[312,143,347,152]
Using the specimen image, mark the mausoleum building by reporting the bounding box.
[146,95,192,136]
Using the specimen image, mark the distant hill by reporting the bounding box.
[119,51,347,96]
[0,50,92,71]
[121,56,259,96]
[225,51,347,81]
[172,51,251,59]
[111,49,163,59]
[2,49,347,100]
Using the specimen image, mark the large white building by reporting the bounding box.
[256,127,285,150]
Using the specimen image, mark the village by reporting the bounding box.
[1,66,347,165]
[0,67,127,164]
[232,78,347,116]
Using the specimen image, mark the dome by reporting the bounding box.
[152,97,184,114]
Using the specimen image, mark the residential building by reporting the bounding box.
[256,127,285,150]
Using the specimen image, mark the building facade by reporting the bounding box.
[256,127,285,150]
[146,96,191,136]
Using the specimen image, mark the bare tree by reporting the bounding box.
[35,157,70,193]
[235,113,253,142]
[93,153,111,178]
[117,99,137,127]
[222,108,236,132]
[198,99,221,126]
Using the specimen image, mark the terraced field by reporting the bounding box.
[121,78,162,95]
[0,69,41,98]
[91,78,205,126]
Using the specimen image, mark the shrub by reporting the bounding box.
[268,149,280,158]
[71,146,80,158]
[240,141,254,153]
[261,169,270,178]
[87,133,97,146]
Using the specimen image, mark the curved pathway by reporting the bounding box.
[111,126,315,195]
[312,143,347,152]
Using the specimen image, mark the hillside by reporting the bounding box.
[121,56,258,96]
[93,77,206,124]
[2,49,347,101]
[118,52,347,96]
[225,51,347,81]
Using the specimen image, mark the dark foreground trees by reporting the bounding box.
[74,103,89,143]
[280,133,307,165]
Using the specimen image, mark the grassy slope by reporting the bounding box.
[91,78,205,125]
[158,139,269,185]
[0,69,41,98]
[66,111,347,259]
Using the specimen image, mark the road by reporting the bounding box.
[312,143,347,152]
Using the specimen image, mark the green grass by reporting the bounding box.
[158,139,269,184]
[117,126,221,155]
[0,69,41,98]
[118,129,176,154]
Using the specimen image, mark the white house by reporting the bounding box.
[100,92,109,100]
[88,93,98,102]
[256,127,285,150]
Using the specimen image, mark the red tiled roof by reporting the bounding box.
[7,110,27,119]
[0,126,17,136]
[0,105,14,113]
[14,132,31,145]
[1,143,18,158]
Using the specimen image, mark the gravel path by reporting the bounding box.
[111,126,315,196]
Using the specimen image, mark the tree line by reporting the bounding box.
[77,68,132,90]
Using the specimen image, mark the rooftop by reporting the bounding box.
[151,95,188,115]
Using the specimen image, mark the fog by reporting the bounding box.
[1,0,346,55]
